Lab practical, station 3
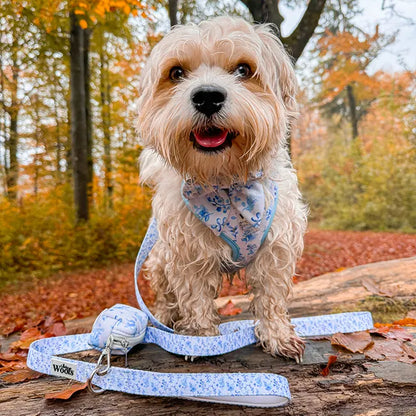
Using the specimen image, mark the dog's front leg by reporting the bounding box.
[143,240,180,327]
[170,255,222,336]
[247,245,305,362]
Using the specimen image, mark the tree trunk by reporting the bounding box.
[99,32,113,208]
[70,11,89,221]
[4,56,20,201]
[168,0,178,27]
[0,107,7,196]
[6,109,18,200]
[242,0,326,62]
[65,95,72,182]
[346,84,358,139]
[243,0,283,32]
[83,27,93,207]
[53,82,62,184]
[33,95,40,196]
[283,0,327,62]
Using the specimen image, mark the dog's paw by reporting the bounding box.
[256,323,305,363]
[276,335,305,363]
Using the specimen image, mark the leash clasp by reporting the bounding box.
[87,335,114,394]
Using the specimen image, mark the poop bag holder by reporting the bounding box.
[88,304,148,355]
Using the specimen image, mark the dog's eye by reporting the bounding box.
[169,66,185,81]
[233,63,252,79]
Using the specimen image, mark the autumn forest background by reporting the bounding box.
[0,0,415,301]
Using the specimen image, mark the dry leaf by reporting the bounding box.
[45,381,88,400]
[218,300,242,316]
[393,318,416,327]
[2,368,43,383]
[364,338,416,364]
[321,355,337,376]
[0,359,27,373]
[361,277,393,297]
[0,352,24,361]
[79,19,88,29]
[331,331,373,353]
[370,326,412,341]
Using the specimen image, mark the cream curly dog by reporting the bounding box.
[137,16,307,361]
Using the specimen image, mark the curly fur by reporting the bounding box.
[137,17,308,360]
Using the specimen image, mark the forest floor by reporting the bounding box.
[0,228,416,336]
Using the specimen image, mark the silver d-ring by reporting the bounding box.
[87,366,106,394]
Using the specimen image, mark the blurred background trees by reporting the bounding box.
[0,0,414,282]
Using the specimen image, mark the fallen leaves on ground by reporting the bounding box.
[296,229,416,282]
[2,368,43,383]
[376,318,416,327]
[330,324,416,365]
[45,381,88,400]
[0,316,67,382]
[321,355,338,376]
[218,300,242,316]
[370,325,412,341]
[331,331,373,353]
[364,339,416,364]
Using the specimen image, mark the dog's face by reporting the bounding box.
[137,17,297,184]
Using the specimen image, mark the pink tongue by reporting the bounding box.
[194,130,228,148]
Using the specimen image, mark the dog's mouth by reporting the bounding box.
[190,128,236,153]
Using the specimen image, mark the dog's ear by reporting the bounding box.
[255,24,298,120]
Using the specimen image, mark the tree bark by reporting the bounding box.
[70,12,89,221]
[6,108,18,200]
[242,0,283,32]
[33,95,40,196]
[99,32,113,208]
[168,0,179,27]
[52,78,62,184]
[3,54,20,201]
[241,0,327,63]
[83,27,93,206]
[346,84,358,139]
[283,0,327,62]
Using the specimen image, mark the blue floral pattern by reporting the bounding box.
[181,172,279,267]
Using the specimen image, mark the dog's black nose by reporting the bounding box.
[191,85,227,117]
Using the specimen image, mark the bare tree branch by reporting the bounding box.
[283,0,327,62]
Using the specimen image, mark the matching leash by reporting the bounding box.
[27,218,374,407]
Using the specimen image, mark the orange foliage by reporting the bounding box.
[32,0,151,31]
[316,29,385,104]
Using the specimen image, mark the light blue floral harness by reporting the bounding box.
[181,172,278,268]
[27,199,374,407]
